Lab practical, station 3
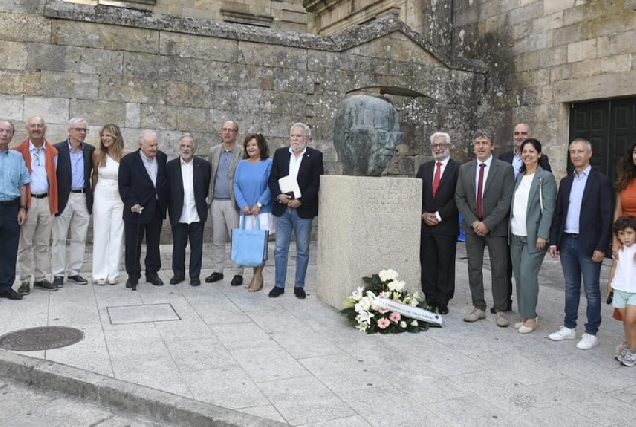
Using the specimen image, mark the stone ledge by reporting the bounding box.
[0,350,287,427]
[43,0,486,73]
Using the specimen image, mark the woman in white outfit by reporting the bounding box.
[91,124,128,285]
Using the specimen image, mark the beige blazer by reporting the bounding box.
[207,143,243,207]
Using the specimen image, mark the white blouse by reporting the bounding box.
[511,173,534,236]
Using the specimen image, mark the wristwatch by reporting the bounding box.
[20,205,28,212]
[256,202,262,208]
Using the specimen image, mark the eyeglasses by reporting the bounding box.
[431,143,449,149]
[72,128,88,133]
[222,128,237,133]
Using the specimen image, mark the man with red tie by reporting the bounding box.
[415,132,459,315]
[455,129,514,327]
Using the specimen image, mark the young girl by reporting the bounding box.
[607,216,636,366]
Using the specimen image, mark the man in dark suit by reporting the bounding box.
[456,129,514,327]
[166,134,211,286]
[548,138,613,350]
[497,123,552,312]
[118,130,168,291]
[51,118,94,288]
[416,131,459,315]
[268,123,324,299]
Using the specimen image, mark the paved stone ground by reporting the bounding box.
[1,242,636,426]
[0,377,176,427]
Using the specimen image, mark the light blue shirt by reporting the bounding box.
[512,152,523,178]
[69,141,85,190]
[565,165,591,233]
[139,150,157,188]
[0,149,30,201]
[29,141,50,194]
[233,159,273,212]
[213,149,233,200]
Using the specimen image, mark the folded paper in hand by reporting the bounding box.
[278,175,301,199]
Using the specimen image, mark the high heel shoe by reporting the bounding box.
[518,318,537,334]
[248,274,263,292]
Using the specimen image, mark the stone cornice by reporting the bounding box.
[43,0,486,73]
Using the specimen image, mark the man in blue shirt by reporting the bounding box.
[51,118,95,289]
[548,138,613,350]
[0,120,30,300]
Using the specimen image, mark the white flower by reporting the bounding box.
[400,321,407,328]
[412,291,421,301]
[410,299,418,307]
[366,291,376,299]
[378,269,398,282]
[356,321,369,332]
[357,297,371,312]
[393,280,405,292]
[411,320,419,327]
[351,287,364,301]
[356,311,373,324]
[387,281,396,291]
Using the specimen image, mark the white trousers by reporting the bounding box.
[51,193,90,277]
[18,196,53,282]
[92,183,124,281]
[210,199,243,275]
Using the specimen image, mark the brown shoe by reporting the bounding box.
[463,308,486,323]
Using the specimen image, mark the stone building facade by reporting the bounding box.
[1,0,485,178]
[306,0,636,180]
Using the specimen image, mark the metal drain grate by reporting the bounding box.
[0,326,84,351]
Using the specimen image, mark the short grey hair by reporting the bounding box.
[473,128,494,144]
[0,119,14,134]
[180,132,197,150]
[430,132,451,146]
[290,123,311,140]
[570,138,592,151]
[68,117,87,129]
[139,129,158,144]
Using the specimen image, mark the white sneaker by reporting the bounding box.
[576,333,599,350]
[548,326,576,341]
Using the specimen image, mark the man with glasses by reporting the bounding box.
[416,132,460,314]
[13,116,59,294]
[0,120,30,301]
[205,121,244,286]
[51,118,95,288]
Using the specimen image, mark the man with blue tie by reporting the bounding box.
[548,138,613,350]
[0,120,30,301]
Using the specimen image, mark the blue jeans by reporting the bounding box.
[274,207,313,289]
[559,235,602,335]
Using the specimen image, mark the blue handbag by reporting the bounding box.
[231,215,269,267]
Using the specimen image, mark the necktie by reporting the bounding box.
[432,161,442,197]
[476,163,486,220]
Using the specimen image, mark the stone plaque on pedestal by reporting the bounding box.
[317,175,421,310]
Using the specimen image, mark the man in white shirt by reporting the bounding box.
[166,134,211,286]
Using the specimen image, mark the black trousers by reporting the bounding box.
[0,200,20,291]
[124,208,163,282]
[420,232,457,306]
[171,222,204,279]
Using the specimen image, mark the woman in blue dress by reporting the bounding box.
[233,133,273,292]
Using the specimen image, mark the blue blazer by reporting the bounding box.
[549,168,613,256]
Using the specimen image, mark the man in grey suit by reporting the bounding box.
[205,121,244,286]
[456,129,515,327]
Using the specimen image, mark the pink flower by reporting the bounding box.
[378,308,389,314]
[390,312,401,323]
[377,317,390,329]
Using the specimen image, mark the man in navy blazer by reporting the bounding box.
[548,138,613,350]
[166,134,211,286]
[497,123,552,313]
[416,132,459,315]
[267,123,324,299]
[51,118,94,288]
[118,130,168,290]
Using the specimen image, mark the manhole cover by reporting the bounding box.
[0,326,84,351]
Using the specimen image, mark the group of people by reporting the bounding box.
[419,123,636,366]
[0,117,323,301]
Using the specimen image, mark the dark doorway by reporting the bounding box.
[569,97,636,182]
